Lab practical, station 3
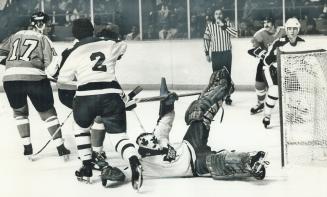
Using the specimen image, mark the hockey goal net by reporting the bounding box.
[278,49,327,166]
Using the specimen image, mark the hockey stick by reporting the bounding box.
[32,111,73,156]
[124,86,147,132]
[132,110,147,133]
[134,91,201,103]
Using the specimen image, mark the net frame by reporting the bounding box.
[277,49,327,167]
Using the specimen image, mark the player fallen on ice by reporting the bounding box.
[247,16,285,115]
[0,11,70,161]
[262,17,305,128]
[101,68,269,186]
[57,18,143,190]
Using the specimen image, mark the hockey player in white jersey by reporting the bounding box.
[57,18,142,190]
[101,68,268,186]
[0,11,70,160]
[248,17,285,115]
[55,25,127,171]
[262,17,306,128]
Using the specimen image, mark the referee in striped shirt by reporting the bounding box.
[204,9,237,105]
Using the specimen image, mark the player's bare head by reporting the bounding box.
[30,11,49,33]
[72,18,94,40]
[285,17,301,41]
[214,9,224,21]
[263,16,275,31]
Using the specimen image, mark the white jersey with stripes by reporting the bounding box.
[57,37,127,95]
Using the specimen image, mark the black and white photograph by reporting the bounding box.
[0,0,327,196]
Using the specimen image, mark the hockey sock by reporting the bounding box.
[15,116,31,143]
[74,123,92,161]
[44,115,64,147]
[109,133,138,160]
[91,121,106,148]
[264,85,278,117]
[255,81,267,103]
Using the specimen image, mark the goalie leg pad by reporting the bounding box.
[185,99,211,125]
[206,150,252,179]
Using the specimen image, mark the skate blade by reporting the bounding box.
[251,109,263,115]
[62,155,70,162]
[77,177,92,184]
[102,179,125,188]
[26,155,36,161]
[132,166,143,191]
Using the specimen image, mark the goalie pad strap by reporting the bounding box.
[185,98,212,125]
[206,150,252,179]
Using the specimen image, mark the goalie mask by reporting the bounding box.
[136,132,161,151]
[30,12,49,33]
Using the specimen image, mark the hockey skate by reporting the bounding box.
[92,151,109,171]
[262,117,270,128]
[101,165,126,187]
[129,156,143,191]
[57,144,70,161]
[75,161,93,184]
[24,144,35,161]
[249,151,269,180]
[250,103,264,115]
[225,96,232,105]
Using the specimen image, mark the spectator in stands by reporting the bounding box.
[125,25,140,41]
[158,3,169,26]
[144,24,158,40]
[158,23,176,40]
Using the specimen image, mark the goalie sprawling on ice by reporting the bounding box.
[101,68,268,186]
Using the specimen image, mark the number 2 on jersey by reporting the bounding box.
[90,52,107,72]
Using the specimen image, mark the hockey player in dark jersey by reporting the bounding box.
[101,68,268,186]
[56,18,142,190]
[248,17,285,115]
[0,12,70,161]
[262,17,305,128]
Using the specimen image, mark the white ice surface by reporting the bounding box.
[0,90,326,197]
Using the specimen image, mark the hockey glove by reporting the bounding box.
[248,47,267,59]
[125,99,137,111]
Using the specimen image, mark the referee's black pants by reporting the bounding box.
[211,50,232,99]
[211,50,232,73]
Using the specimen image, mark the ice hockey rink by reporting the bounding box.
[0,89,327,197]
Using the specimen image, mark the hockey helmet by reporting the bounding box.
[285,17,301,30]
[72,18,94,40]
[30,11,49,26]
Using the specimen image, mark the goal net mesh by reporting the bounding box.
[278,49,327,166]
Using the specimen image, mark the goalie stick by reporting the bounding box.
[135,92,201,103]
